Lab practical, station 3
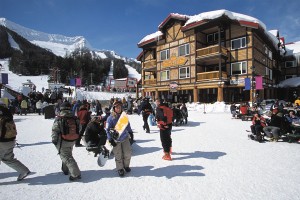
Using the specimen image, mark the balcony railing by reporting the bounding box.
[143,60,157,69]
[197,71,227,81]
[144,79,157,85]
[196,45,228,58]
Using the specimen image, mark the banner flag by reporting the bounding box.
[244,78,251,90]
[255,76,263,90]
[0,73,8,84]
[76,78,81,86]
[70,78,75,86]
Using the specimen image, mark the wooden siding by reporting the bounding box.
[197,71,227,81]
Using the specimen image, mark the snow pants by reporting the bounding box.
[263,126,281,139]
[142,113,150,132]
[112,137,132,170]
[160,125,172,153]
[0,141,30,174]
[56,139,81,177]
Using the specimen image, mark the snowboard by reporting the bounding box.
[97,145,112,167]
[113,111,129,139]
[148,113,156,126]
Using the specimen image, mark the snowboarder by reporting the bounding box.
[106,100,133,177]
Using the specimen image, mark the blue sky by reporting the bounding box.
[2,0,300,59]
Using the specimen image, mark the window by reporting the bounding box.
[265,67,273,80]
[231,37,246,50]
[231,61,247,75]
[207,31,225,43]
[285,61,295,68]
[160,70,170,81]
[285,75,297,79]
[160,49,169,61]
[179,67,190,79]
[178,44,190,56]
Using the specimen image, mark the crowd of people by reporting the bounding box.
[1,90,191,182]
[230,99,300,143]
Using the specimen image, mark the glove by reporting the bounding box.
[52,140,58,146]
[109,139,117,147]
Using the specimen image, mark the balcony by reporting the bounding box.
[196,45,228,63]
[143,60,157,70]
[144,79,157,86]
[197,71,227,81]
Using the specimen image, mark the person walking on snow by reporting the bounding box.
[51,101,81,181]
[106,100,133,177]
[0,101,31,181]
[138,97,153,133]
[155,98,173,161]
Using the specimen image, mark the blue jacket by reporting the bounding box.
[106,112,133,142]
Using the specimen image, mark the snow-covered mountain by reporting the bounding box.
[0,18,137,62]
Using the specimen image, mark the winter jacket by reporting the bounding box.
[156,104,173,129]
[138,100,153,115]
[85,120,107,146]
[77,106,90,125]
[51,110,80,144]
[105,111,133,142]
[0,105,16,142]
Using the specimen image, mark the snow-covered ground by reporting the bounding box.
[1,59,300,200]
[1,111,300,200]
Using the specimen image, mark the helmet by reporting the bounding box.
[60,102,72,110]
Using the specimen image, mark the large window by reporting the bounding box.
[207,31,225,43]
[285,75,296,79]
[285,61,295,68]
[179,67,190,79]
[178,44,190,56]
[160,49,169,61]
[231,61,247,75]
[265,67,273,80]
[160,70,170,81]
[231,37,246,50]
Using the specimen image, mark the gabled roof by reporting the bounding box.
[137,9,280,50]
[137,31,163,48]
[158,13,190,30]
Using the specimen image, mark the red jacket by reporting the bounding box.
[77,107,90,125]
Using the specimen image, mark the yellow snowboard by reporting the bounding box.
[114,111,129,138]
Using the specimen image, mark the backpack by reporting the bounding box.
[59,116,79,141]
[0,117,17,141]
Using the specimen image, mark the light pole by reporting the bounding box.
[251,66,255,106]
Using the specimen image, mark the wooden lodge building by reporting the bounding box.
[137,10,287,103]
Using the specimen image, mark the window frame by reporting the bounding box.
[285,61,295,68]
[285,75,297,79]
[231,37,247,50]
[160,49,170,61]
[231,61,247,75]
[160,70,170,81]
[178,44,190,56]
[179,67,190,79]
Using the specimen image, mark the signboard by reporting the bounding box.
[170,81,178,92]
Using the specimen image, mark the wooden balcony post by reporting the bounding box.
[217,85,224,102]
[193,86,198,102]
